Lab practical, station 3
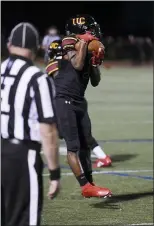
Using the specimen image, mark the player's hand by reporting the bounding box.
[48,180,60,199]
[91,47,105,66]
[76,32,98,43]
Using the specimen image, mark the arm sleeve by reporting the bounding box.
[46,61,59,76]
[33,74,56,124]
[90,65,101,87]
[62,36,78,53]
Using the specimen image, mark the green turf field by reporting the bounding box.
[41,65,153,225]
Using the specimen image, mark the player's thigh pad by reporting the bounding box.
[55,98,80,152]
[80,111,93,145]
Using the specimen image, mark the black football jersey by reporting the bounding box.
[62,36,92,94]
[45,36,92,100]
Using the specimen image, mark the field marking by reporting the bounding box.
[43,169,153,177]
[128,223,154,226]
[91,108,152,111]
[41,141,153,157]
[94,120,153,125]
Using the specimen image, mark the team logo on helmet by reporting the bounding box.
[72,17,85,25]
[50,42,59,49]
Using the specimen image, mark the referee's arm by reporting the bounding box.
[34,74,60,177]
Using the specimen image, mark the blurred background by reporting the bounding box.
[1,1,153,225]
[1,1,153,65]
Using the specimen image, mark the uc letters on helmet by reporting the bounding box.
[50,43,59,49]
[72,17,85,25]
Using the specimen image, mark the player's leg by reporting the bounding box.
[79,108,95,183]
[78,125,93,184]
[92,142,112,167]
[55,98,89,187]
[79,103,112,197]
[81,101,112,168]
[1,139,43,226]
[88,136,112,167]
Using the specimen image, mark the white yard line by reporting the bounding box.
[43,169,153,177]
[94,120,153,125]
[128,223,153,226]
[93,108,152,111]
[41,146,153,158]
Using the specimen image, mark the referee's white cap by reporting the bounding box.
[9,22,39,50]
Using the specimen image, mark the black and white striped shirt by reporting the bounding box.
[1,54,55,142]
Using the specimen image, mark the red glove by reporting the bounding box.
[91,48,105,66]
[76,32,98,43]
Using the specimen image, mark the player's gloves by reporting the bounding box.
[76,31,98,43]
[91,47,105,66]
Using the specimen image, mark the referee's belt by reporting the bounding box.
[2,138,41,149]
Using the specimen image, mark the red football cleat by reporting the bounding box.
[81,183,112,198]
[93,156,112,168]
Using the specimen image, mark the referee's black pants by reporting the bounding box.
[1,139,43,226]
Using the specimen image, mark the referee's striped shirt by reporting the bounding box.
[1,54,55,142]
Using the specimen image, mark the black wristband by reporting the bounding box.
[49,167,61,180]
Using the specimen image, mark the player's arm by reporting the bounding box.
[46,60,59,78]
[67,40,88,71]
[90,45,105,87]
[62,37,87,71]
[62,33,96,71]
[90,65,101,87]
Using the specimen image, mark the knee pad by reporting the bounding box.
[66,140,80,153]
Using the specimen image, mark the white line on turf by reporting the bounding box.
[92,108,152,111]
[43,169,153,177]
[95,120,153,125]
[128,223,153,226]
[41,147,153,158]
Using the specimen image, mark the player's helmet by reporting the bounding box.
[48,40,63,60]
[65,14,102,39]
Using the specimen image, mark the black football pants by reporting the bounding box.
[55,97,98,173]
[1,139,43,226]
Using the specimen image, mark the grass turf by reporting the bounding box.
[41,65,153,225]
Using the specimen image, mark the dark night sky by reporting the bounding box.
[1,1,153,38]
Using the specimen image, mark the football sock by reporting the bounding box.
[76,173,89,187]
[84,171,93,184]
[93,145,107,159]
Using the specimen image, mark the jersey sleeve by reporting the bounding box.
[46,60,59,76]
[62,36,78,52]
[33,74,55,124]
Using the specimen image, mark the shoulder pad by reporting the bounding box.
[62,35,78,52]
[46,60,58,76]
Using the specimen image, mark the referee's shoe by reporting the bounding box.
[1,23,60,226]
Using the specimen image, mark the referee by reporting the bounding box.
[1,23,60,226]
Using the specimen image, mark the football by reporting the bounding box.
[88,40,104,52]
[75,40,104,53]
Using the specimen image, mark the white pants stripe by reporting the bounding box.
[28,149,38,226]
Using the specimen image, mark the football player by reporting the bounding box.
[46,15,112,198]
[47,41,112,168]
[63,15,112,168]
